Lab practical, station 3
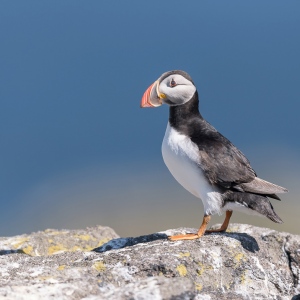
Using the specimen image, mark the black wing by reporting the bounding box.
[187,118,256,188]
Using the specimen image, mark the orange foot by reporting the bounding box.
[168,215,211,241]
[168,211,233,241]
[205,211,232,234]
[168,233,201,241]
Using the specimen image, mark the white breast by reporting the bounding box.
[161,123,223,215]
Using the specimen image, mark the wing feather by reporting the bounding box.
[183,118,288,198]
[190,121,256,187]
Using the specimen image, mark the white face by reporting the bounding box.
[158,74,196,106]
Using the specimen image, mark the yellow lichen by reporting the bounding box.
[225,281,232,290]
[12,238,29,249]
[47,230,68,236]
[197,268,204,276]
[57,265,65,271]
[71,246,82,251]
[179,252,190,258]
[240,271,247,284]
[96,238,110,247]
[176,264,187,277]
[93,261,106,272]
[226,225,239,233]
[83,246,93,251]
[197,262,213,276]
[234,252,245,265]
[22,245,33,255]
[48,244,68,255]
[76,234,93,241]
[195,282,202,291]
[38,276,54,281]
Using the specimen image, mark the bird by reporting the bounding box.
[140,70,288,241]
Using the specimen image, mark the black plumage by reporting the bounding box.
[169,91,255,185]
[169,88,287,216]
[141,70,288,240]
[223,191,283,223]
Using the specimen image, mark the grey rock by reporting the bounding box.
[0,225,119,256]
[0,224,300,299]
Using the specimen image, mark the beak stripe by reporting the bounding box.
[140,82,155,108]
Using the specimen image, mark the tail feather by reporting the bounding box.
[224,191,283,224]
[267,209,283,224]
[267,193,281,201]
[240,177,288,199]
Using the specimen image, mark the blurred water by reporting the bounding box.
[0,1,299,237]
[4,145,298,238]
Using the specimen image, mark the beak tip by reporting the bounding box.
[140,82,155,108]
[140,101,154,108]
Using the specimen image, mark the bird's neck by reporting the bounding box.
[169,91,202,127]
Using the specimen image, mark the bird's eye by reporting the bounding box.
[170,79,177,87]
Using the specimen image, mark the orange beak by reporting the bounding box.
[140,81,163,108]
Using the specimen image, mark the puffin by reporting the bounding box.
[140,70,288,241]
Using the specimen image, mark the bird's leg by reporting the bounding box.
[205,210,233,233]
[168,215,211,241]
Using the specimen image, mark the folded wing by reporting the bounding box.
[190,119,288,200]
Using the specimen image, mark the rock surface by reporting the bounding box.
[0,225,118,256]
[0,224,300,299]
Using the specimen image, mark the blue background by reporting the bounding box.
[1,1,299,237]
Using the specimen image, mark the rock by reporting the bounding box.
[0,225,119,256]
[0,224,300,299]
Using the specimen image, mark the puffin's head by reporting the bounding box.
[140,70,196,108]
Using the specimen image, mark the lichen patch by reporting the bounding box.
[48,244,68,255]
[179,252,190,258]
[23,245,33,255]
[57,265,66,271]
[195,282,202,291]
[93,261,106,272]
[176,264,187,277]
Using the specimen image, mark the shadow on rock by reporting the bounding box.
[93,229,259,254]
[207,231,260,253]
[93,233,168,253]
[0,249,26,256]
